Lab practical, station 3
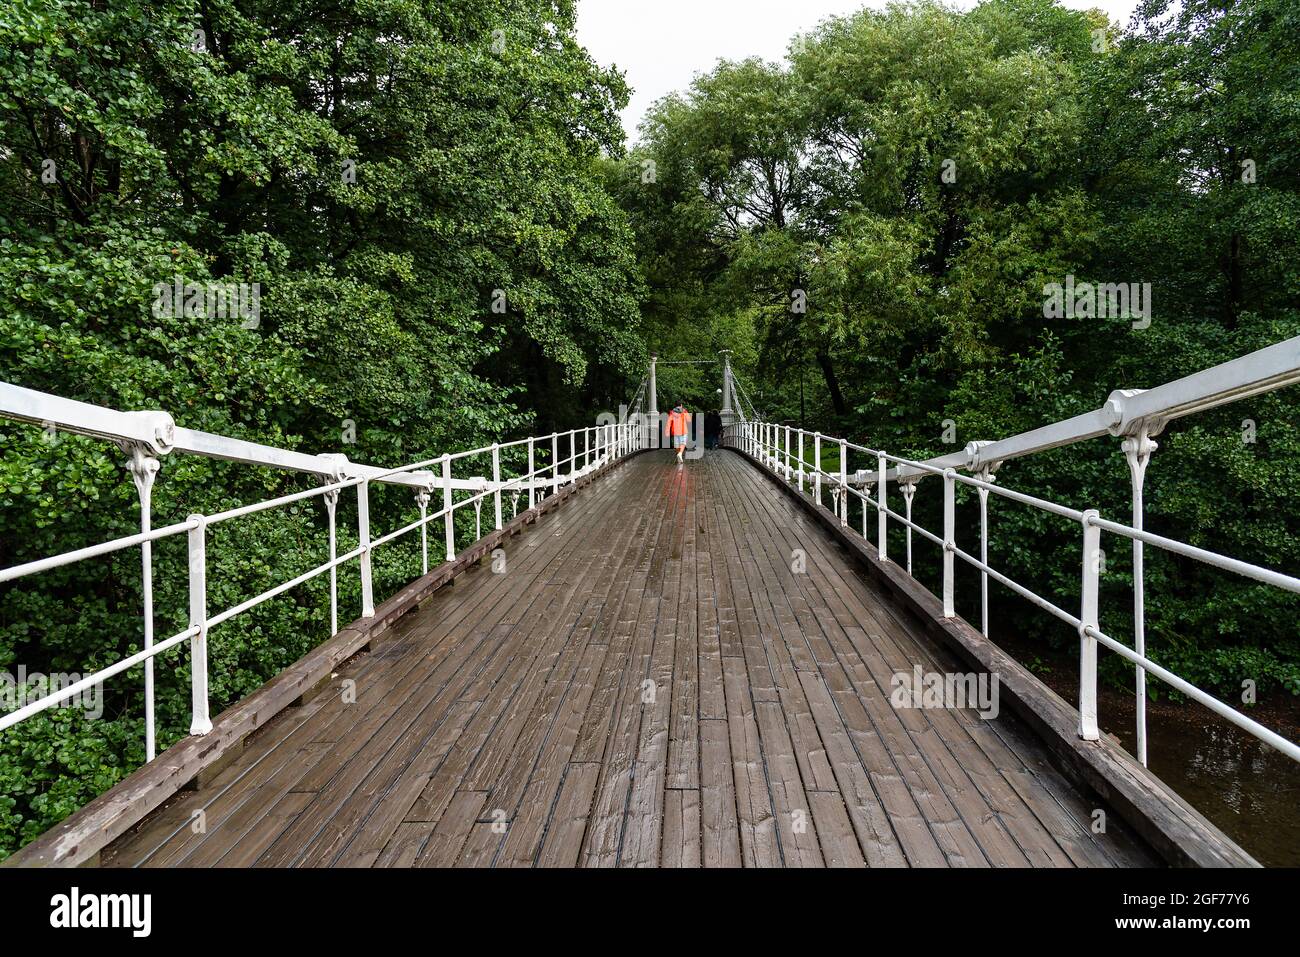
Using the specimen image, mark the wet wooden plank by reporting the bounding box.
[375,821,433,867]
[580,467,684,866]
[536,763,602,867]
[662,789,701,868]
[418,791,489,867]
[721,655,780,867]
[698,719,742,867]
[808,791,867,868]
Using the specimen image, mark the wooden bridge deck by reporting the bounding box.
[104,450,1157,867]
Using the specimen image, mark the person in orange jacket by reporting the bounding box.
[666,403,690,463]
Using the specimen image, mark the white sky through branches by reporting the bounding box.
[577,0,1147,144]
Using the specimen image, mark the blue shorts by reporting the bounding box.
[672,435,687,448]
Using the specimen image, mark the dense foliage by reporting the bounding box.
[619,0,1300,703]
[0,0,641,856]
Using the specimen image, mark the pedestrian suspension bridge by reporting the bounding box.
[2,339,1299,867]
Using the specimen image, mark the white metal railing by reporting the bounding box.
[0,381,639,757]
[722,335,1300,767]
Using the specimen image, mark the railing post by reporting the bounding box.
[1079,510,1102,742]
[1122,429,1157,766]
[976,470,995,638]
[491,443,503,531]
[324,486,339,634]
[551,432,559,491]
[814,433,822,506]
[838,439,847,526]
[797,430,805,492]
[527,438,536,510]
[877,452,888,562]
[584,428,590,471]
[442,454,455,562]
[187,514,212,735]
[127,446,159,760]
[569,429,577,482]
[358,479,374,617]
[785,425,792,480]
[942,470,956,617]
[416,488,430,574]
[902,481,916,575]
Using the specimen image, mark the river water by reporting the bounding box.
[1094,686,1300,867]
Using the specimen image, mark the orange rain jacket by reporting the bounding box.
[666,407,690,437]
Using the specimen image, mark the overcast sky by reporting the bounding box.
[576,0,1147,145]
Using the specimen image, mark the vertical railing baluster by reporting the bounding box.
[442,454,455,562]
[527,438,535,510]
[978,476,991,637]
[128,447,159,760]
[839,439,848,526]
[902,481,916,575]
[942,470,956,617]
[797,430,805,492]
[492,443,502,530]
[813,433,822,506]
[1123,433,1155,766]
[416,489,429,575]
[877,452,888,561]
[187,514,212,735]
[1079,510,1101,741]
[358,479,374,617]
[551,432,559,492]
[324,486,339,634]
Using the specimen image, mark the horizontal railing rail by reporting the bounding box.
[0,381,642,759]
[722,337,1300,769]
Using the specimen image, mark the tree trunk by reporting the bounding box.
[815,350,847,415]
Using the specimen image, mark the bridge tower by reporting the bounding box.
[647,353,658,419]
[720,350,737,427]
